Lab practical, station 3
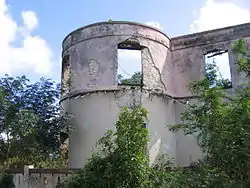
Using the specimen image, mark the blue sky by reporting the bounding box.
[1,0,250,83]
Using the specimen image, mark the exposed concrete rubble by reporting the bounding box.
[60,21,250,168]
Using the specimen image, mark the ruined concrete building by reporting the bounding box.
[60,21,249,168]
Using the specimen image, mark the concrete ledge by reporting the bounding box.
[62,21,170,51]
[6,168,81,174]
[59,85,142,104]
[171,22,250,50]
[63,21,169,44]
[59,86,198,104]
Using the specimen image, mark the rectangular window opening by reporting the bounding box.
[205,50,232,88]
[61,55,71,95]
[117,48,142,86]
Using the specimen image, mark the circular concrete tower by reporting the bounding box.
[60,21,201,168]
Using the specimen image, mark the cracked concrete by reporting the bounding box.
[61,21,250,168]
[142,47,166,91]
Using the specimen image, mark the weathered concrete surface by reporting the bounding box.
[9,166,78,188]
[61,21,250,168]
[63,88,178,168]
[171,22,250,96]
[61,21,171,97]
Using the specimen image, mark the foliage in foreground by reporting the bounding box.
[61,39,250,187]
[169,39,250,186]
[59,106,151,188]
[0,172,14,188]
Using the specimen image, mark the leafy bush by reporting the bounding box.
[0,173,15,188]
[58,106,151,188]
[169,39,250,186]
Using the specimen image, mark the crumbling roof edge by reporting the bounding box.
[62,21,170,45]
[171,22,250,40]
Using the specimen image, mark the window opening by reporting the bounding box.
[205,50,232,88]
[61,55,71,95]
[117,38,142,86]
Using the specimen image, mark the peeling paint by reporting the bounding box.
[61,21,250,168]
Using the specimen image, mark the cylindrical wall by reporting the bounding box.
[61,89,179,168]
[60,21,200,168]
[61,21,171,97]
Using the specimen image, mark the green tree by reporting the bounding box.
[0,75,69,168]
[169,39,250,186]
[118,72,142,85]
[59,105,151,188]
[0,173,14,188]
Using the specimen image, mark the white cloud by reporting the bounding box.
[21,11,38,31]
[190,0,250,80]
[0,0,53,75]
[145,21,163,30]
[190,0,250,33]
